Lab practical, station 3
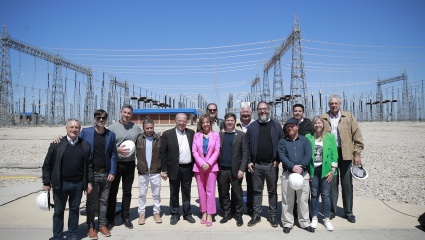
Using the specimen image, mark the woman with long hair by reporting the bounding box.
[192,114,221,227]
[305,116,338,231]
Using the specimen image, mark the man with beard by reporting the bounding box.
[106,105,142,230]
[235,102,255,216]
[246,101,283,228]
[206,103,224,132]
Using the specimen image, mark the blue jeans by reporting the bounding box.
[52,180,84,240]
[87,172,111,229]
[310,166,331,218]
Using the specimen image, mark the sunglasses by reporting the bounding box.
[208,109,217,112]
[95,116,107,120]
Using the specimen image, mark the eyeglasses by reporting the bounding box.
[95,116,107,120]
[258,107,269,111]
[208,109,217,112]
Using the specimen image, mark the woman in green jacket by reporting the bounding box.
[305,116,338,231]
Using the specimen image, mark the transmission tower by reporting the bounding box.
[0,23,14,126]
[376,72,408,121]
[273,59,284,100]
[84,74,94,124]
[290,15,308,115]
[250,74,261,110]
[51,61,65,125]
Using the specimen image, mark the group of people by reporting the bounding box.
[41,94,364,239]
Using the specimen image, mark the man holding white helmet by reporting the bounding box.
[278,118,314,234]
[321,94,364,223]
[106,105,142,230]
[42,118,93,240]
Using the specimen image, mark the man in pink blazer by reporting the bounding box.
[192,114,221,226]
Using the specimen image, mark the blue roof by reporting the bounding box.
[19,112,39,116]
[133,108,198,115]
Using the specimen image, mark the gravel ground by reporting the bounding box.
[0,122,424,205]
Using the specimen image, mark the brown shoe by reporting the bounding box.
[88,228,98,240]
[154,213,162,223]
[99,226,111,237]
[138,214,146,225]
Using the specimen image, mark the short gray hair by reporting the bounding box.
[328,94,341,103]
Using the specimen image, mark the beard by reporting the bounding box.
[258,113,269,122]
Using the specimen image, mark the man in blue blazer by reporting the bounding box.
[81,109,118,239]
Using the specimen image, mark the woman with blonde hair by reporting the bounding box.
[305,116,338,231]
[192,114,221,227]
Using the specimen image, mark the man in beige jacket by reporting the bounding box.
[321,94,364,223]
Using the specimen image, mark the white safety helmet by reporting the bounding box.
[118,140,136,158]
[36,191,52,211]
[288,173,304,190]
[351,164,369,180]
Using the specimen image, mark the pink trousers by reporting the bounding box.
[195,171,218,215]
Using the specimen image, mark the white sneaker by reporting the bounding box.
[310,216,318,229]
[324,218,334,231]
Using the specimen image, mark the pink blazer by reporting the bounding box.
[192,131,221,173]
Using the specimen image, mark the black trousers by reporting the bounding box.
[252,163,278,217]
[169,164,193,217]
[330,148,354,217]
[107,161,135,222]
[219,168,243,216]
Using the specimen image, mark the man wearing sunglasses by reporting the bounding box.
[81,109,118,239]
[206,103,224,132]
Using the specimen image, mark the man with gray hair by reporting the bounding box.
[321,94,364,223]
[235,102,255,216]
[42,118,93,240]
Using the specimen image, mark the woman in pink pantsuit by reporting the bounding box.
[192,114,221,227]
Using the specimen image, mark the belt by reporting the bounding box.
[220,166,232,171]
[179,163,192,167]
[255,161,272,165]
[95,169,107,174]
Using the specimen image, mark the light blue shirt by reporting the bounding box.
[145,136,154,171]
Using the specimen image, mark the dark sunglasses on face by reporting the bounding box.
[95,116,107,120]
[208,109,217,112]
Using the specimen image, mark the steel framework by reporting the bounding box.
[376,72,409,120]
[0,23,93,125]
[261,15,308,117]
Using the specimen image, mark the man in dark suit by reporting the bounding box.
[160,113,196,225]
[218,113,248,227]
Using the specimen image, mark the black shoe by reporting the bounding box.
[283,227,292,234]
[247,216,261,227]
[122,218,133,229]
[183,215,196,223]
[107,221,115,230]
[236,216,243,227]
[303,226,315,233]
[346,215,356,223]
[220,215,231,224]
[330,212,335,220]
[268,216,279,228]
[170,216,180,225]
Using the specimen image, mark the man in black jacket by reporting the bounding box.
[246,101,284,228]
[42,118,94,240]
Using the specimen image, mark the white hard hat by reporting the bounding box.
[288,173,304,190]
[118,140,136,158]
[351,164,369,180]
[36,191,52,211]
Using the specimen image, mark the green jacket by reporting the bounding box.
[306,133,338,178]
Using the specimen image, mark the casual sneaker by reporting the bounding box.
[138,214,146,225]
[324,218,334,231]
[154,213,162,223]
[99,226,111,237]
[88,228,98,240]
[310,216,318,229]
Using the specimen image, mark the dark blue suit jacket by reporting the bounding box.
[79,126,118,175]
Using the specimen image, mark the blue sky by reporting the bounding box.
[1,0,425,116]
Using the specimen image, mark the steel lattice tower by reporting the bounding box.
[262,71,270,102]
[84,74,94,124]
[0,23,14,126]
[51,61,65,125]
[272,59,284,100]
[290,16,308,115]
